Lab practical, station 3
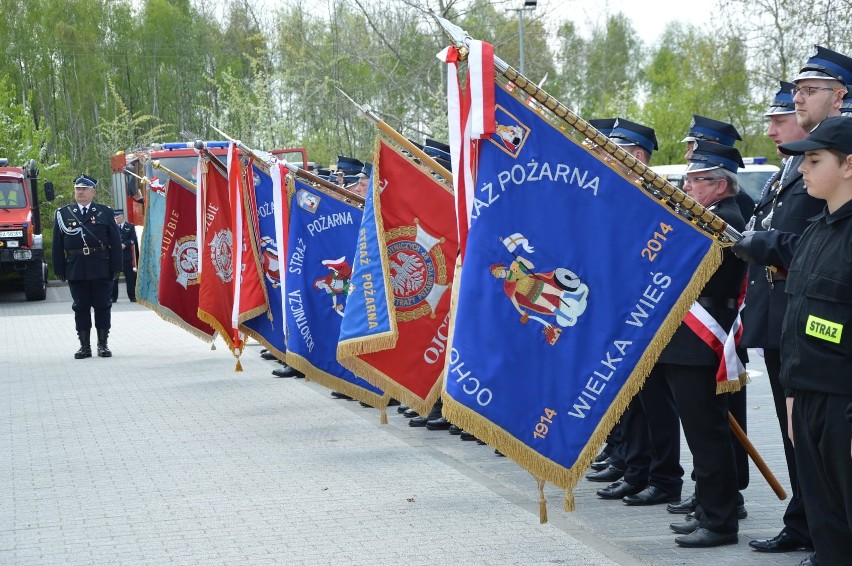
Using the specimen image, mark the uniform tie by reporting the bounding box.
[80,206,88,216]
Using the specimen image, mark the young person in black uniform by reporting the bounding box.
[736,115,852,566]
[111,210,139,303]
[737,82,821,556]
[52,174,122,358]
[663,141,747,548]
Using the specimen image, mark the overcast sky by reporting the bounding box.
[534,0,718,44]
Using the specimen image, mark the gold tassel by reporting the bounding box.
[380,409,388,425]
[564,490,575,512]
[235,357,243,372]
[537,478,548,524]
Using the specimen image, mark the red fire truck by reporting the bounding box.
[0,159,55,300]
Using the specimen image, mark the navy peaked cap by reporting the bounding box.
[336,156,364,175]
[610,118,658,153]
[424,139,451,161]
[765,81,797,116]
[794,45,852,84]
[74,174,98,188]
[682,115,742,146]
[686,140,745,174]
[588,118,617,137]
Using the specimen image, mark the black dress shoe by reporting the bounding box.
[585,465,624,483]
[667,493,697,514]
[738,503,748,519]
[749,530,813,553]
[272,366,298,378]
[448,424,463,435]
[409,415,429,427]
[799,552,819,566]
[596,480,644,500]
[403,408,418,418]
[387,398,400,407]
[675,528,737,548]
[330,391,352,399]
[260,351,277,360]
[670,513,699,535]
[590,456,611,471]
[359,401,372,408]
[494,449,505,457]
[426,416,452,430]
[460,430,477,441]
[397,404,409,414]
[622,485,680,506]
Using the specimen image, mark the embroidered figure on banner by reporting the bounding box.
[490,105,531,158]
[490,234,589,345]
[314,256,354,316]
[386,221,449,322]
[259,236,280,288]
[296,189,320,213]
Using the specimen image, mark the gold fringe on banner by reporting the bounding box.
[564,490,575,512]
[537,478,548,524]
[380,408,388,425]
[234,356,243,372]
[287,351,390,410]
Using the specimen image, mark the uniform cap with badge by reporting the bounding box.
[793,45,852,84]
[681,115,742,146]
[74,174,98,188]
[609,118,658,155]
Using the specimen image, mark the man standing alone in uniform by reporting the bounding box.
[111,210,139,303]
[52,174,122,358]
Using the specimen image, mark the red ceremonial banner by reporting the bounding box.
[198,160,239,353]
[157,179,216,340]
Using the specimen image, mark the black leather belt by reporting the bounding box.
[696,297,737,309]
[66,245,107,256]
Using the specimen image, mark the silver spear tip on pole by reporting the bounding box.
[435,16,469,47]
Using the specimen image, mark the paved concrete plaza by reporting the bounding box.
[1,283,811,565]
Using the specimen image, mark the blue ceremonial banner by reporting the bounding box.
[284,177,387,406]
[337,166,394,346]
[136,183,166,311]
[442,81,723,496]
[241,164,286,358]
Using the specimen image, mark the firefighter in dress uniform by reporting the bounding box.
[110,210,139,303]
[52,174,122,358]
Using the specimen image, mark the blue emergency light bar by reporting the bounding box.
[742,157,767,165]
[160,141,229,150]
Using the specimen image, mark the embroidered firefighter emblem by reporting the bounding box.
[386,221,449,322]
[173,235,200,289]
[314,256,354,316]
[491,233,589,345]
[208,229,234,284]
[489,104,530,158]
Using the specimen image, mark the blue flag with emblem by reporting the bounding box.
[442,79,724,505]
[136,184,166,310]
[284,177,387,407]
[241,164,286,358]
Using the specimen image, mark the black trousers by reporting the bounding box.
[792,390,852,566]
[111,263,137,301]
[621,365,683,494]
[764,349,811,543]
[69,278,113,331]
[664,363,738,534]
